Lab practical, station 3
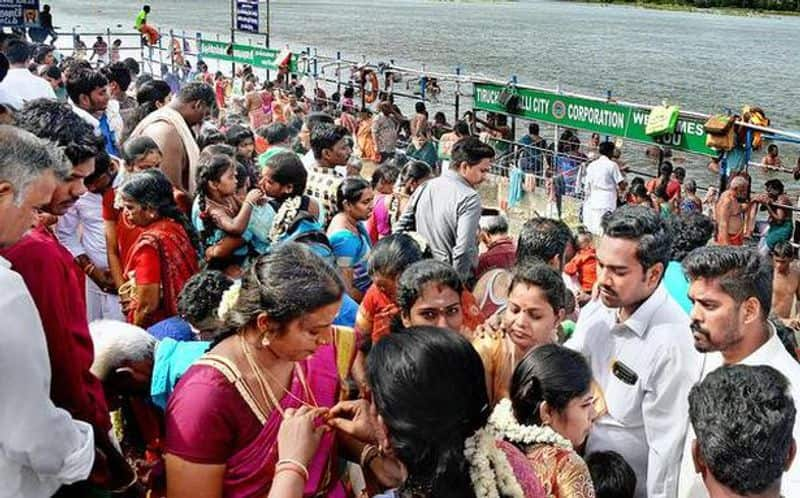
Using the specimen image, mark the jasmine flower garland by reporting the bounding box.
[488,398,572,449]
[463,426,526,498]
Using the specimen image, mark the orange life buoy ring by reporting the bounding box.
[362,69,379,104]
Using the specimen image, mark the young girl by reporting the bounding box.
[260,151,321,242]
[366,163,400,243]
[214,71,227,110]
[327,177,375,302]
[194,152,264,275]
[355,233,426,345]
[226,124,259,188]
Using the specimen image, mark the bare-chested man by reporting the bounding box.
[771,241,800,327]
[715,176,749,246]
[750,179,793,254]
[128,82,214,194]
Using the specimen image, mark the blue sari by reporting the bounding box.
[329,222,372,294]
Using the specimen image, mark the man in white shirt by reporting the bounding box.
[687,365,795,498]
[566,205,703,498]
[56,152,123,322]
[0,125,95,497]
[299,111,335,170]
[678,245,800,498]
[582,141,625,235]
[0,39,56,110]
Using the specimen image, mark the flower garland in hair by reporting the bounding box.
[488,398,572,450]
[217,281,242,320]
[269,195,302,244]
[463,427,526,498]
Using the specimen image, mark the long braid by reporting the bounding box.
[160,203,201,252]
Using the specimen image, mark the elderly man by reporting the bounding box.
[0,125,96,497]
[566,205,703,498]
[476,212,516,278]
[714,176,748,246]
[1,101,134,494]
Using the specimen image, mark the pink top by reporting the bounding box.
[165,365,262,463]
[366,193,392,244]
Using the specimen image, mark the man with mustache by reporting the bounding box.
[0,100,135,495]
[565,205,702,498]
[677,245,800,498]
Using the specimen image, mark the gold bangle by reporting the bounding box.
[275,465,307,483]
[276,458,309,481]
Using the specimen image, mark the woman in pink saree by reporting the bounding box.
[164,243,349,498]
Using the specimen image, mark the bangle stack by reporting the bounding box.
[275,458,309,482]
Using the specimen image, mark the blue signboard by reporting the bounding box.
[0,0,40,28]
[235,0,259,33]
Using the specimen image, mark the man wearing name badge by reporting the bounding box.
[565,205,703,498]
[677,246,800,498]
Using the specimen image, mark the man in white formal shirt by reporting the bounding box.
[0,125,95,497]
[0,39,56,110]
[678,245,800,498]
[566,205,703,498]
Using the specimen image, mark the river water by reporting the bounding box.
[52,0,800,186]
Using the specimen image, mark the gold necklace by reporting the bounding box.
[239,333,285,417]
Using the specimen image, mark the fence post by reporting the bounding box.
[511,75,518,156]
[106,26,111,64]
[72,26,77,58]
[138,27,144,75]
[454,66,461,124]
[169,29,175,73]
[336,51,341,96]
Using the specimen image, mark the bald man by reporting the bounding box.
[715,176,749,246]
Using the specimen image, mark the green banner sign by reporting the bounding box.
[199,40,303,73]
[473,82,714,156]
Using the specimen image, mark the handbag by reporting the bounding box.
[645,104,680,136]
[498,84,520,114]
[704,114,736,151]
[703,114,735,135]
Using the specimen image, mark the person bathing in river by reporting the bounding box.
[761,143,783,172]
[771,241,800,329]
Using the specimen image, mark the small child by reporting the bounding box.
[585,451,637,498]
[194,152,265,275]
[122,136,191,214]
[564,230,597,295]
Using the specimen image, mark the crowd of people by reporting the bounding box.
[1,29,800,498]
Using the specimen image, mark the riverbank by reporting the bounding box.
[562,0,800,16]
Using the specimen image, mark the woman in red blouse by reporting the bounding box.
[119,169,199,327]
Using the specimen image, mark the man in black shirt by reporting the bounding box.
[39,4,57,43]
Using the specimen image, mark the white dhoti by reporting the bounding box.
[584,189,617,235]
[85,275,124,322]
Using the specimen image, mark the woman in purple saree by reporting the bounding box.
[164,243,349,498]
